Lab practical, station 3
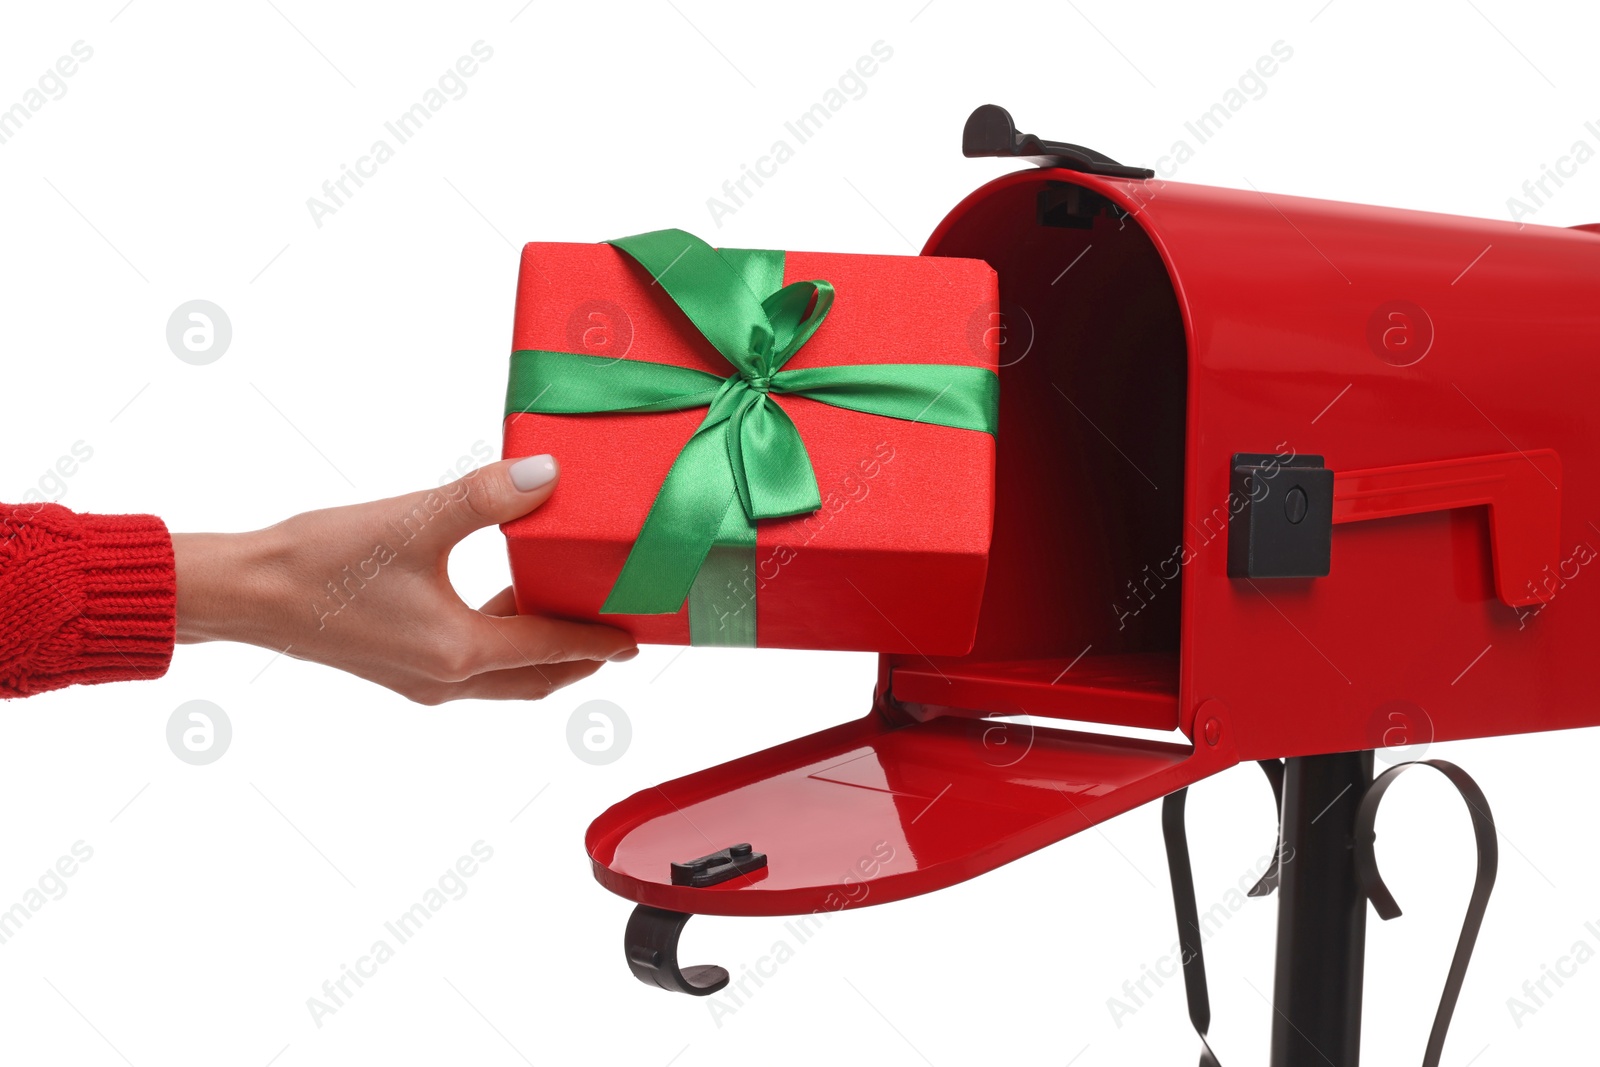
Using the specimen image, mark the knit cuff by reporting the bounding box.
[0,506,176,698]
[68,512,177,687]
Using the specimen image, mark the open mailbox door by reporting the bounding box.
[586,106,1598,1037]
[590,691,1238,922]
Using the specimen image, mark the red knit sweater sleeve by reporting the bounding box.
[0,501,176,698]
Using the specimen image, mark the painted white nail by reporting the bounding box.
[510,454,558,491]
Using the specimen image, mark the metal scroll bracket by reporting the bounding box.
[1355,760,1499,1067]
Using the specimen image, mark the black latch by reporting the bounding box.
[963,104,1154,180]
[1227,453,1334,579]
[670,843,767,888]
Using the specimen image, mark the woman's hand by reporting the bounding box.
[171,455,637,704]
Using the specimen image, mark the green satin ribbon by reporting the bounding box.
[505,228,998,646]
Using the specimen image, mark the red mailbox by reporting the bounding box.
[579,106,1599,1065]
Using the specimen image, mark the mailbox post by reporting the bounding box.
[1271,752,1374,1067]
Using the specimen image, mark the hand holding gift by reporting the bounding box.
[172,456,638,704]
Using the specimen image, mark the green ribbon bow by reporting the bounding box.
[505,228,998,646]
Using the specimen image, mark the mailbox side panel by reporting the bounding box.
[1074,172,1600,759]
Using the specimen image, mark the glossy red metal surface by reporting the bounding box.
[587,708,1234,916]
[591,168,1600,917]
[915,167,1600,762]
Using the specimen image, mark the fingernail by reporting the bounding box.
[609,648,640,662]
[510,454,558,491]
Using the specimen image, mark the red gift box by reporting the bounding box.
[501,237,999,654]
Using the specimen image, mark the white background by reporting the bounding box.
[2,1,1598,1064]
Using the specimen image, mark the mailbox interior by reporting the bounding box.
[894,174,1190,732]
